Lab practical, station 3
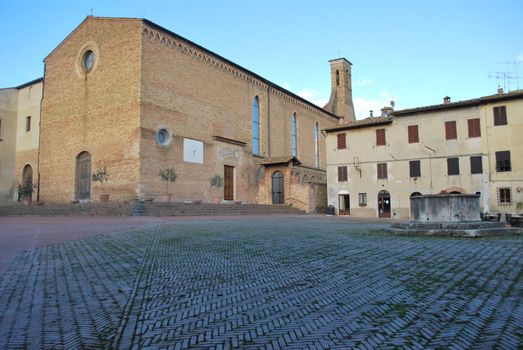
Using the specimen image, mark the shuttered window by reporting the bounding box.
[377,163,387,179]
[447,158,460,175]
[409,160,421,177]
[493,106,507,126]
[468,118,481,138]
[496,151,511,172]
[338,166,348,182]
[337,133,346,149]
[408,125,419,143]
[445,121,457,140]
[376,129,386,146]
[470,156,483,174]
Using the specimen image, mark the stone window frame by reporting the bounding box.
[497,187,512,205]
[25,116,31,132]
[75,42,100,78]
[409,160,421,178]
[156,127,173,148]
[377,162,387,180]
[445,121,457,140]
[252,96,260,155]
[493,106,507,126]
[358,193,367,207]
[447,157,460,176]
[337,166,348,182]
[470,156,483,174]
[495,151,511,172]
[337,133,346,149]
[408,125,419,144]
[467,118,481,138]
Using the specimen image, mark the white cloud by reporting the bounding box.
[281,82,292,90]
[518,52,523,63]
[296,88,329,108]
[353,90,398,120]
[353,78,375,87]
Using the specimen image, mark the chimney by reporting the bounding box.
[381,106,394,117]
[497,87,504,94]
[323,58,356,122]
[443,96,451,104]
[370,110,374,117]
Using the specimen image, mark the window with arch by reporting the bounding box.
[291,113,297,157]
[252,96,260,155]
[314,122,319,167]
[336,70,340,86]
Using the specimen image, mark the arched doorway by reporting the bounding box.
[22,164,33,188]
[410,192,422,198]
[378,190,391,218]
[75,152,91,200]
[272,171,284,204]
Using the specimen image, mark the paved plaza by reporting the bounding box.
[0,216,522,349]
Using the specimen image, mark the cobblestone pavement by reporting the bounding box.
[0,217,522,349]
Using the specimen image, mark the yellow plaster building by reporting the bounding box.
[0,79,42,203]
[325,90,523,219]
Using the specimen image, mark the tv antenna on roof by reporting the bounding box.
[499,61,521,90]
[488,71,514,92]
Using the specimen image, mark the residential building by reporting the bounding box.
[325,90,523,218]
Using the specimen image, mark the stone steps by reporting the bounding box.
[0,201,305,217]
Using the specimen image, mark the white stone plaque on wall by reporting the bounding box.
[183,138,204,164]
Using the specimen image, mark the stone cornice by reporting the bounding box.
[142,23,339,122]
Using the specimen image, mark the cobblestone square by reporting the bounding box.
[0,217,521,349]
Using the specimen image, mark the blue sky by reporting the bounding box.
[1,0,522,119]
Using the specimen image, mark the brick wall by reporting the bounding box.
[39,17,143,203]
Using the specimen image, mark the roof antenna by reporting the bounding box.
[90,8,93,16]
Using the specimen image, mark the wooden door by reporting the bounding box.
[76,152,91,200]
[224,165,234,201]
[272,171,284,204]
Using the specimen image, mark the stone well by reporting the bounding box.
[410,194,480,222]
[391,194,520,237]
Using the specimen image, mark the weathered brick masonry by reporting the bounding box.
[37,16,342,210]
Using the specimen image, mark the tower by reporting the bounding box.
[324,58,356,122]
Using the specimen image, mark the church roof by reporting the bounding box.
[44,16,340,122]
[260,156,302,166]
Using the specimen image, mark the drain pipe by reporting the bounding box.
[267,85,271,156]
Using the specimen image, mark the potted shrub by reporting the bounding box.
[18,184,33,205]
[159,167,177,202]
[210,174,223,203]
[92,166,110,202]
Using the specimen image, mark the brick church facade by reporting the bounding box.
[2,16,355,212]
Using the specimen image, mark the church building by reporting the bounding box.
[1,16,354,212]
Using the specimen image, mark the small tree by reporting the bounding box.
[92,166,109,194]
[159,167,177,194]
[210,174,223,188]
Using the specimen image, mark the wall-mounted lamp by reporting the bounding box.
[517,187,522,193]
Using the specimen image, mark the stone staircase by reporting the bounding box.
[0,201,305,217]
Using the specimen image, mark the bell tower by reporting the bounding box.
[324,58,356,122]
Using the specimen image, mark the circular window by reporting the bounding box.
[83,50,95,71]
[156,128,172,147]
